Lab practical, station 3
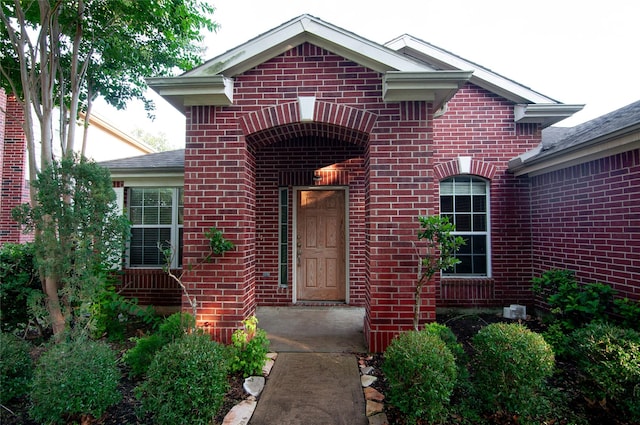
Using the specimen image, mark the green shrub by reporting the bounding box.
[382,329,457,424]
[89,273,159,341]
[30,339,121,424]
[136,333,229,425]
[613,297,640,331]
[123,334,165,377]
[229,315,270,377]
[0,333,33,403]
[568,322,640,420]
[123,312,194,377]
[0,242,40,334]
[424,322,468,380]
[157,311,195,339]
[472,323,555,417]
[532,269,616,331]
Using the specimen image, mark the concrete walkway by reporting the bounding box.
[250,306,368,425]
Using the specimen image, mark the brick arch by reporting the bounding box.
[239,100,377,147]
[434,158,497,181]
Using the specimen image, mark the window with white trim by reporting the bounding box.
[440,176,489,276]
[128,187,183,268]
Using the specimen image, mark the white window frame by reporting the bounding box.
[439,176,491,278]
[127,187,183,269]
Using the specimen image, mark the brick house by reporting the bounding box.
[99,14,624,352]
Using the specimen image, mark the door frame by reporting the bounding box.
[292,186,350,304]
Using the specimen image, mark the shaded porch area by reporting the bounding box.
[256,306,367,353]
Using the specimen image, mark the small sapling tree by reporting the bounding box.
[413,215,465,330]
[162,227,234,324]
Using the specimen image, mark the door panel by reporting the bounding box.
[297,190,345,301]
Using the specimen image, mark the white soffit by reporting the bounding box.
[514,104,586,127]
[146,75,233,110]
[383,71,473,110]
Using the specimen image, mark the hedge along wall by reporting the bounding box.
[530,149,640,301]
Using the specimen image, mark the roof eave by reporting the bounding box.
[108,168,185,178]
[509,125,640,176]
[187,14,432,79]
[385,35,563,105]
[383,71,473,111]
[514,103,585,128]
[146,75,234,112]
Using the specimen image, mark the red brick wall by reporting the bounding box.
[530,149,640,301]
[0,92,31,244]
[182,43,440,349]
[254,137,366,306]
[431,85,541,308]
[175,43,546,351]
[117,269,182,307]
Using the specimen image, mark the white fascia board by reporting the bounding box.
[110,174,185,187]
[186,15,432,78]
[146,75,233,111]
[514,103,585,127]
[383,71,473,110]
[386,35,559,104]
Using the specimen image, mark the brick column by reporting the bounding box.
[0,92,31,244]
[183,105,257,344]
[364,101,434,352]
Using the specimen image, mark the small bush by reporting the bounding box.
[0,243,40,334]
[382,329,457,424]
[229,316,270,377]
[30,339,121,424]
[123,334,165,377]
[123,312,194,377]
[532,269,616,331]
[0,333,33,403]
[424,322,468,381]
[157,311,195,339]
[472,323,555,417]
[568,322,640,420]
[136,333,229,425]
[90,274,159,341]
[613,297,640,331]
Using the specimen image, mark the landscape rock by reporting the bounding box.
[262,358,275,376]
[360,366,374,375]
[222,398,257,425]
[366,400,384,416]
[243,376,265,397]
[360,374,377,387]
[368,412,389,425]
[364,386,385,402]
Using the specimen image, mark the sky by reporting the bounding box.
[95,0,640,148]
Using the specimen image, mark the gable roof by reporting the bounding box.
[148,14,472,112]
[385,34,584,127]
[509,100,640,176]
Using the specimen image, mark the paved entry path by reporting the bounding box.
[250,307,369,424]
[249,352,368,425]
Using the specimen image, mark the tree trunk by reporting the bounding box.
[44,276,66,337]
